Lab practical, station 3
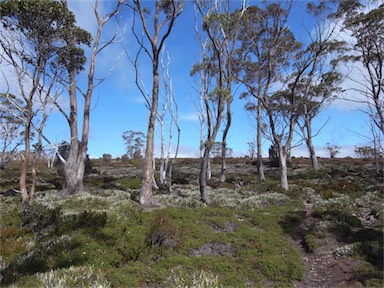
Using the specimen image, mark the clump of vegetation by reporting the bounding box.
[166,266,222,288]
[302,233,318,253]
[37,265,111,287]
[145,213,179,251]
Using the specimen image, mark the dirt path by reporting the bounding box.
[293,202,365,288]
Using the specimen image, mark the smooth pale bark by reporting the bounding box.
[19,73,43,204]
[19,115,31,204]
[220,103,232,182]
[61,69,85,196]
[207,158,212,180]
[256,100,265,182]
[132,0,182,207]
[305,116,320,170]
[220,141,227,182]
[199,148,212,204]
[277,145,289,192]
[302,109,320,170]
[139,55,159,206]
[140,103,157,205]
[60,0,117,196]
[308,139,320,170]
[62,152,86,195]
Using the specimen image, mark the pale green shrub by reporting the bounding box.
[166,266,222,288]
[36,265,111,288]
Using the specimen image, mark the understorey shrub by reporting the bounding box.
[21,203,61,235]
[302,233,318,253]
[37,265,111,287]
[279,210,306,238]
[60,210,107,233]
[145,213,179,250]
[102,153,112,163]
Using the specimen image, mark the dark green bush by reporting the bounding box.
[145,213,179,249]
[352,229,383,269]
[302,233,318,253]
[59,210,107,234]
[21,203,61,235]
[279,210,306,238]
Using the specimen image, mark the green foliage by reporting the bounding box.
[21,203,62,235]
[324,143,341,158]
[2,158,382,287]
[0,0,91,72]
[146,213,175,246]
[37,265,111,288]
[320,189,334,199]
[352,229,384,269]
[302,233,318,253]
[320,178,363,199]
[0,199,306,287]
[122,130,145,160]
[279,210,306,238]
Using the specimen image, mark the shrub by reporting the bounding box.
[166,267,222,288]
[37,265,111,288]
[279,210,306,238]
[21,203,61,235]
[121,154,129,162]
[102,153,112,163]
[60,210,107,233]
[145,213,179,249]
[302,233,318,253]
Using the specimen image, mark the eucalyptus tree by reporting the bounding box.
[286,2,347,170]
[122,130,145,159]
[158,49,181,191]
[0,93,23,170]
[237,5,267,182]
[56,0,121,196]
[192,0,246,203]
[126,0,184,207]
[238,2,301,191]
[195,0,245,185]
[335,0,383,166]
[0,0,90,204]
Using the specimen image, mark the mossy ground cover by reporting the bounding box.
[0,158,383,287]
[0,199,304,287]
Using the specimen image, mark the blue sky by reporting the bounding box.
[10,0,376,159]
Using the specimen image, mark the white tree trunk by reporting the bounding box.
[278,146,289,192]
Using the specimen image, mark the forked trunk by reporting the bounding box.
[61,151,86,196]
[304,117,320,170]
[308,140,320,170]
